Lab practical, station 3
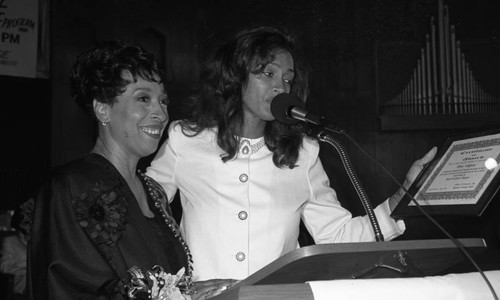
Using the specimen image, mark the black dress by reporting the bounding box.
[28,153,189,299]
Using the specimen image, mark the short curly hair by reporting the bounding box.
[70,40,164,118]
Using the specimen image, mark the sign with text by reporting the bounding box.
[0,0,39,78]
[392,128,500,217]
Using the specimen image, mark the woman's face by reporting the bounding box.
[106,71,168,158]
[241,49,295,124]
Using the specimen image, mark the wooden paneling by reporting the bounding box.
[49,0,203,166]
[3,0,496,245]
[0,76,50,209]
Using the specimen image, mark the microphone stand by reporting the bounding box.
[309,119,384,242]
[308,120,497,299]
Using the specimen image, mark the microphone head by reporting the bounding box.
[270,93,301,124]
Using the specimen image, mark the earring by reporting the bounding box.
[102,121,109,126]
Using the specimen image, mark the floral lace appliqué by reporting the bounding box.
[73,181,127,263]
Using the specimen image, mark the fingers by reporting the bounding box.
[191,284,227,300]
[208,283,230,297]
[412,146,437,170]
[404,147,438,187]
[420,146,437,164]
[193,278,237,289]
[190,279,239,300]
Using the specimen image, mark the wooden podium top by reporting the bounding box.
[213,238,492,300]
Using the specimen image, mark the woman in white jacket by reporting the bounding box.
[147,26,436,281]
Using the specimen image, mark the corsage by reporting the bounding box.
[127,265,192,300]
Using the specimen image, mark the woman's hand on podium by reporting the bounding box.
[189,278,240,299]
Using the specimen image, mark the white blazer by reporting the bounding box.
[147,121,405,280]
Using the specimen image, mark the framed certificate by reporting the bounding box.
[392,128,500,217]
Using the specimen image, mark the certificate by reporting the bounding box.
[392,129,500,217]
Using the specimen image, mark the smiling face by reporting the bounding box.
[241,49,295,132]
[102,70,169,159]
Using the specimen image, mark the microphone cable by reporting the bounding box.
[330,128,499,300]
[317,131,385,242]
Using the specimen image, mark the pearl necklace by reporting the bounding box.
[137,171,193,290]
[239,137,265,158]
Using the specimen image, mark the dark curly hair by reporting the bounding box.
[180,26,309,168]
[71,40,165,118]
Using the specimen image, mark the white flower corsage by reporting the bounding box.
[127,265,191,300]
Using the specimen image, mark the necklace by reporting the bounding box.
[239,137,265,158]
[137,171,193,290]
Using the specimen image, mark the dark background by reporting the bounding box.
[1,0,500,250]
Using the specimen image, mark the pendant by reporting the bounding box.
[240,140,251,157]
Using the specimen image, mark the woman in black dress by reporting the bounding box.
[28,41,235,299]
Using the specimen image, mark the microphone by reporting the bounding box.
[273,95,497,296]
[270,93,341,132]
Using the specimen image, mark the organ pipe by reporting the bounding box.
[381,0,499,116]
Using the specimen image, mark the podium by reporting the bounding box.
[213,238,494,300]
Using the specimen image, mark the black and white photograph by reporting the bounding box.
[1,0,500,299]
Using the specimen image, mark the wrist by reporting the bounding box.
[389,188,405,212]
